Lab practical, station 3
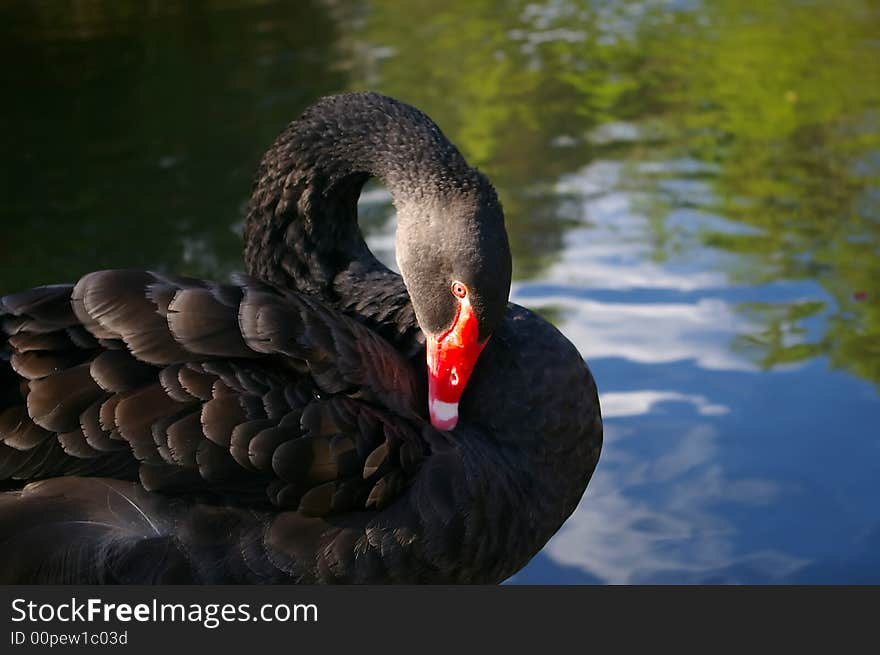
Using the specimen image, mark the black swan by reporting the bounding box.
[0,92,602,584]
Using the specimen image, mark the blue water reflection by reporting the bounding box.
[505,163,880,584]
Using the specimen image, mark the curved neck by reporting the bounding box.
[243,93,480,296]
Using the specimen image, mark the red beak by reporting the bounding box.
[425,296,487,430]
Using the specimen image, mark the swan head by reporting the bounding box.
[395,176,512,431]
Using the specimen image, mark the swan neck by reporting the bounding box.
[243,93,475,296]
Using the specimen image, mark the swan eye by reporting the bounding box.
[451,281,467,299]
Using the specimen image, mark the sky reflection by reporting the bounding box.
[509,160,880,584]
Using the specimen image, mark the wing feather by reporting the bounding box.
[2,271,430,521]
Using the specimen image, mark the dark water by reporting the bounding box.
[2,0,879,583]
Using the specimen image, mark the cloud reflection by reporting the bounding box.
[511,161,761,371]
[515,292,756,371]
[514,160,808,583]
[541,420,806,584]
[600,391,729,418]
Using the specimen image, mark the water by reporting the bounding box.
[1,0,878,583]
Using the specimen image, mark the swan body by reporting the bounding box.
[0,93,602,583]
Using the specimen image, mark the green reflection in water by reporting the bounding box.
[624,0,880,383]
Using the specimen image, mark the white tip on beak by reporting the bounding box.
[429,399,459,431]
